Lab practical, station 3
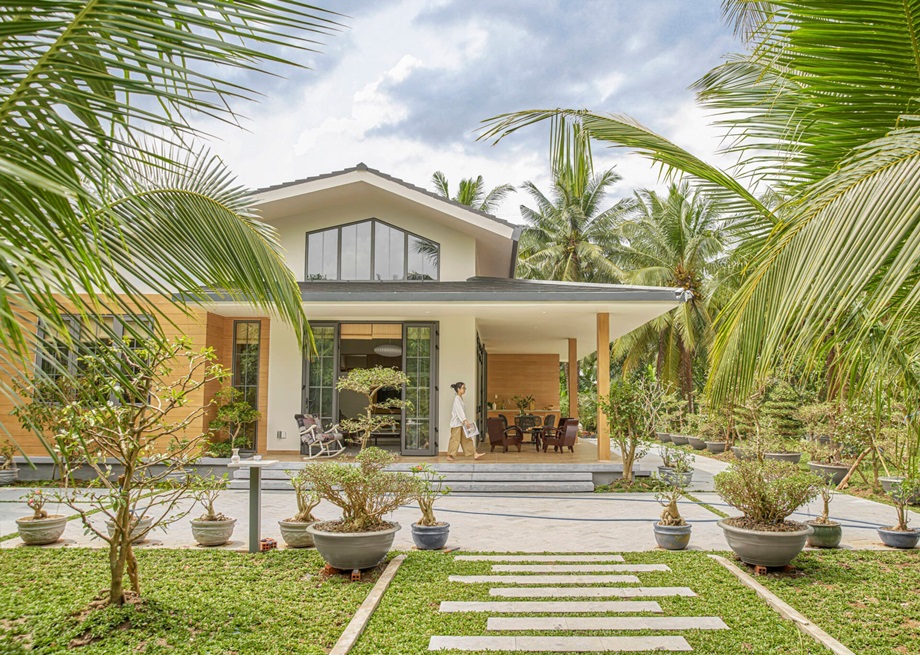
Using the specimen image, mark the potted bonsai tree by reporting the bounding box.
[877,477,920,549]
[16,489,68,545]
[304,447,417,570]
[806,480,842,548]
[657,446,694,487]
[0,439,18,486]
[190,474,236,547]
[805,440,852,485]
[279,469,320,548]
[653,458,693,550]
[210,387,261,458]
[336,367,411,450]
[715,459,823,567]
[410,464,451,550]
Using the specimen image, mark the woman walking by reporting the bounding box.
[448,381,483,461]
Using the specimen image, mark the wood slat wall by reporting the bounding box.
[486,353,560,413]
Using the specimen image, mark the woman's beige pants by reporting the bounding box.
[448,426,476,457]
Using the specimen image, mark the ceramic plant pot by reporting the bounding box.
[806,521,842,548]
[0,468,18,486]
[410,522,451,550]
[764,452,802,464]
[105,516,154,543]
[16,515,67,545]
[705,441,728,454]
[278,520,316,548]
[717,518,813,567]
[653,522,692,551]
[658,466,693,487]
[687,437,707,451]
[877,527,920,549]
[807,462,851,486]
[191,518,237,546]
[669,434,689,446]
[731,447,755,461]
[656,432,671,443]
[879,477,920,505]
[307,523,401,570]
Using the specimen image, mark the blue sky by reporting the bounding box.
[198,0,742,221]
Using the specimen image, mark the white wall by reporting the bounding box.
[264,316,478,454]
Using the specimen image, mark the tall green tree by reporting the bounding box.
[480,1,920,409]
[0,2,342,398]
[431,171,514,213]
[611,182,729,407]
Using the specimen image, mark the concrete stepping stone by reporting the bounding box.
[490,586,696,598]
[439,601,663,613]
[492,564,669,573]
[449,574,641,585]
[428,635,692,651]
[456,555,626,562]
[488,616,729,631]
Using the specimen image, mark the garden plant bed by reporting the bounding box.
[0,548,374,654]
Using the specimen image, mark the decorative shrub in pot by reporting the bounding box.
[657,447,694,488]
[304,448,417,570]
[0,439,19,486]
[715,459,823,567]
[877,477,920,549]
[652,459,692,550]
[105,514,155,543]
[279,469,320,548]
[16,489,67,545]
[669,434,689,446]
[687,436,707,450]
[806,483,842,548]
[409,464,451,550]
[190,475,236,546]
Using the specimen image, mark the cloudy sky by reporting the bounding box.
[198,0,743,222]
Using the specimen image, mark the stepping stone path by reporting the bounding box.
[429,554,729,652]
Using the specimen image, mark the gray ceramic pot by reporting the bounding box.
[278,520,316,548]
[105,516,154,543]
[191,518,237,546]
[764,452,802,464]
[706,441,728,454]
[877,527,920,549]
[687,437,707,450]
[807,462,850,485]
[731,446,755,460]
[717,518,813,567]
[307,523,400,570]
[16,515,67,545]
[670,434,689,446]
[0,468,18,486]
[656,432,671,443]
[653,522,691,551]
[879,477,920,505]
[806,521,842,548]
[411,522,451,550]
[658,466,693,487]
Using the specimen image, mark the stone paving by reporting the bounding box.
[428,554,728,652]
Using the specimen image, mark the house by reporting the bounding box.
[5,164,685,461]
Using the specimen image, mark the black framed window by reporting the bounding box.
[36,315,152,381]
[305,219,439,281]
[232,321,261,449]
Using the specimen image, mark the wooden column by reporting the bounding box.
[568,338,578,421]
[596,313,610,461]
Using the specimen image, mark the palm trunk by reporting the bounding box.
[678,343,694,412]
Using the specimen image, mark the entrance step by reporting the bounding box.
[449,574,641,585]
[488,616,729,631]
[428,635,692,652]
[490,587,696,598]
[439,601,663,614]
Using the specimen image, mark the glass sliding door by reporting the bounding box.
[305,324,337,427]
[232,321,261,451]
[402,323,438,456]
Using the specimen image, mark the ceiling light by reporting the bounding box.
[374,344,402,357]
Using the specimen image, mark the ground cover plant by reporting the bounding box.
[757,550,920,655]
[0,548,373,654]
[350,550,833,655]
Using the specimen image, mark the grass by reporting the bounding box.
[0,548,374,654]
[351,550,834,655]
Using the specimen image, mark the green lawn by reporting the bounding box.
[0,548,373,654]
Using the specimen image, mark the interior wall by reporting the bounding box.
[486,354,561,413]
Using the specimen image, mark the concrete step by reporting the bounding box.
[231,468,594,482]
[490,587,696,598]
[228,479,595,492]
[487,616,729,631]
[439,600,663,614]
[448,574,641,585]
[456,555,626,563]
[492,564,669,573]
[428,636,692,651]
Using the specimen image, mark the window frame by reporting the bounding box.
[304,218,440,281]
[35,314,152,379]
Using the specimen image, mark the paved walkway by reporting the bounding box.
[1,451,917,551]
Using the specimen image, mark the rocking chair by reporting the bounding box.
[296,414,346,459]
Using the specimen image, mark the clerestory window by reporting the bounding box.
[305,219,439,281]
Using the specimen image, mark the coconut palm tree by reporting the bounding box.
[431,171,514,214]
[0,2,341,386]
[610,183,730,408]
[480,1,920,406]
[516,168,627,283]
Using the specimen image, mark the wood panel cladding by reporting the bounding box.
[486,353,560,412]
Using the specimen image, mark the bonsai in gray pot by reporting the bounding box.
[190,475,236,547]
[657,446,694,488]
[16,489,67,545]
[304,447,417,571]
[410,464,451,550]
[653,459,692,550]
[806,482,842,548]
[877,477,920,549]
[0,439,19,486]
[279,469,320,548]
[715,459,823,567]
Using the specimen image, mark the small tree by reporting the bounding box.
[210,387,261,451]
[759,380,803,440]
[190,474,231,522]
[287,469,320,523]
[888,477,920,532]
[715,459,823,527]
[12,336,225,606]
[336,367,412,450]
[655,454,692,526]
[411,464,450,526]
[0,439,15,470]
[597,370,662,482]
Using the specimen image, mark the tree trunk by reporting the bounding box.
[127,542,140,595]
[678,343,694,412]
[108,538,126,606]
[836,447,871,491]
[622,441,635,482]
[656,331,666,381]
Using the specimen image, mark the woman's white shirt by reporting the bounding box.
[450,394,467,427]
